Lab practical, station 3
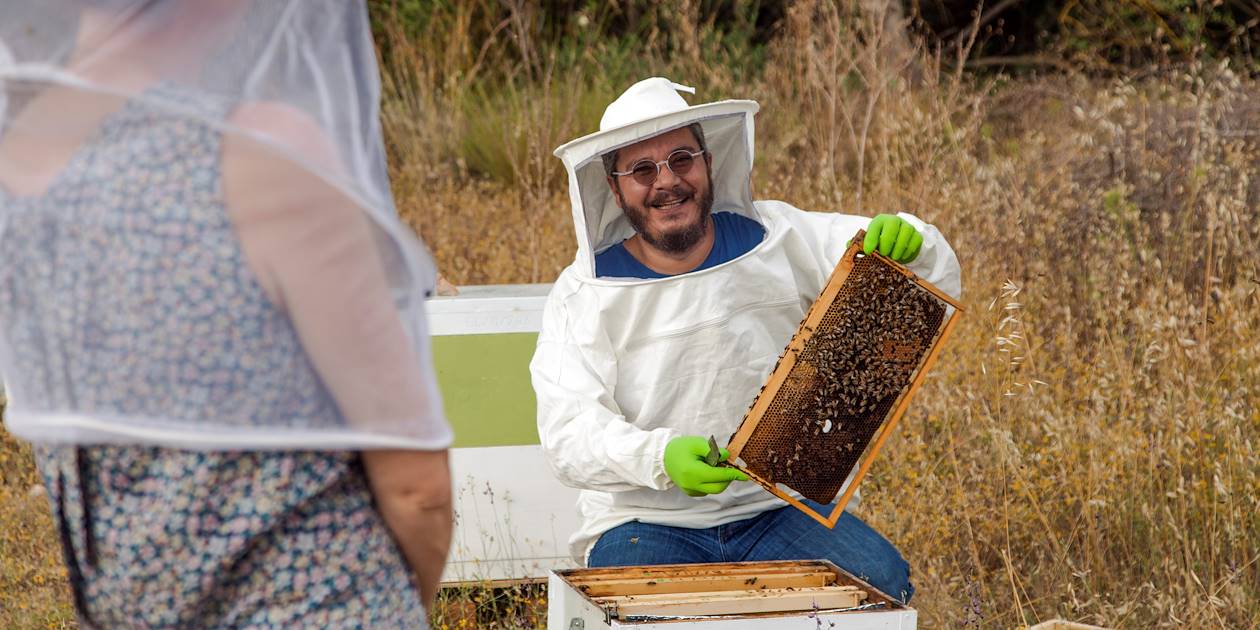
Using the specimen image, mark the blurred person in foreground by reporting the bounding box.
[531,78,962,602]
[0,1,452,626]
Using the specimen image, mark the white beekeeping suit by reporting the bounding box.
[532,77,962,563]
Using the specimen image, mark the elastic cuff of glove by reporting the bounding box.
[649,429,679,491]
[894,211,926,234]
[895,211,933,265]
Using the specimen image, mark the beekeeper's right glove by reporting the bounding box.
[664,436,749,497]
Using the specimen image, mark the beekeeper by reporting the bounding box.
[531,77,962,602]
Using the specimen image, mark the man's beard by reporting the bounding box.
[623,184,715,255]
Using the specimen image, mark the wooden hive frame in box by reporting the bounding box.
[725,230,962,528]
[557,560,886,621]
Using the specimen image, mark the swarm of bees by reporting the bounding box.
[743,258,946,503]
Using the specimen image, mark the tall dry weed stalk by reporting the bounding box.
[758,0,993,219]
[763,0,920,209]
[377,0,580,283]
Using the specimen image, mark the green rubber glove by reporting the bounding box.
[664,436,749,497]
[862,214,923,263]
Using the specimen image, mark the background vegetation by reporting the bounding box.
[3,1,1258,627]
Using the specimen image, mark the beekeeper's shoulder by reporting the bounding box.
[753,199,852,234]
[538,263,590,333]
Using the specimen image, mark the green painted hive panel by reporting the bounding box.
[431,332,539,448]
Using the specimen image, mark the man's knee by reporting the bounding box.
[851,553,913,603]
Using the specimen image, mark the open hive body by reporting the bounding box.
[727,231,962,527]
[548,560,916,628]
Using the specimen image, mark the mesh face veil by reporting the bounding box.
[0,0,452,450]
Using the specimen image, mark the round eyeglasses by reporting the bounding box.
[611,149,706,186]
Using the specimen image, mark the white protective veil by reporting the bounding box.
[535,78,962,562]
[0,1,452,451]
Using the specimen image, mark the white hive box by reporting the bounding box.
[425,284,583,583]
[549,560,916,629]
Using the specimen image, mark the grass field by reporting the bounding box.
[3,1,1259,628]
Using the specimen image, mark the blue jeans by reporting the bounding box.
[587,500,914,603]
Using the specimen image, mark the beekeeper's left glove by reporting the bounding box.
[862,214,923,263]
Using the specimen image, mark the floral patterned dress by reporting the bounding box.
[0,86,425,627]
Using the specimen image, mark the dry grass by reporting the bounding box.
[3,1,1259,627]
[0,401,76,629]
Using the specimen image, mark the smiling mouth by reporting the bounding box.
[652,196,691,209]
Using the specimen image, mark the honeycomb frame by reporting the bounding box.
[725,229,963,528]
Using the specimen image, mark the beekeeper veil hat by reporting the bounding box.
[0,1,450,450]
[554,77,760,278]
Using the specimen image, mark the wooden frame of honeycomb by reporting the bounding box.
[725,230,963,528]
